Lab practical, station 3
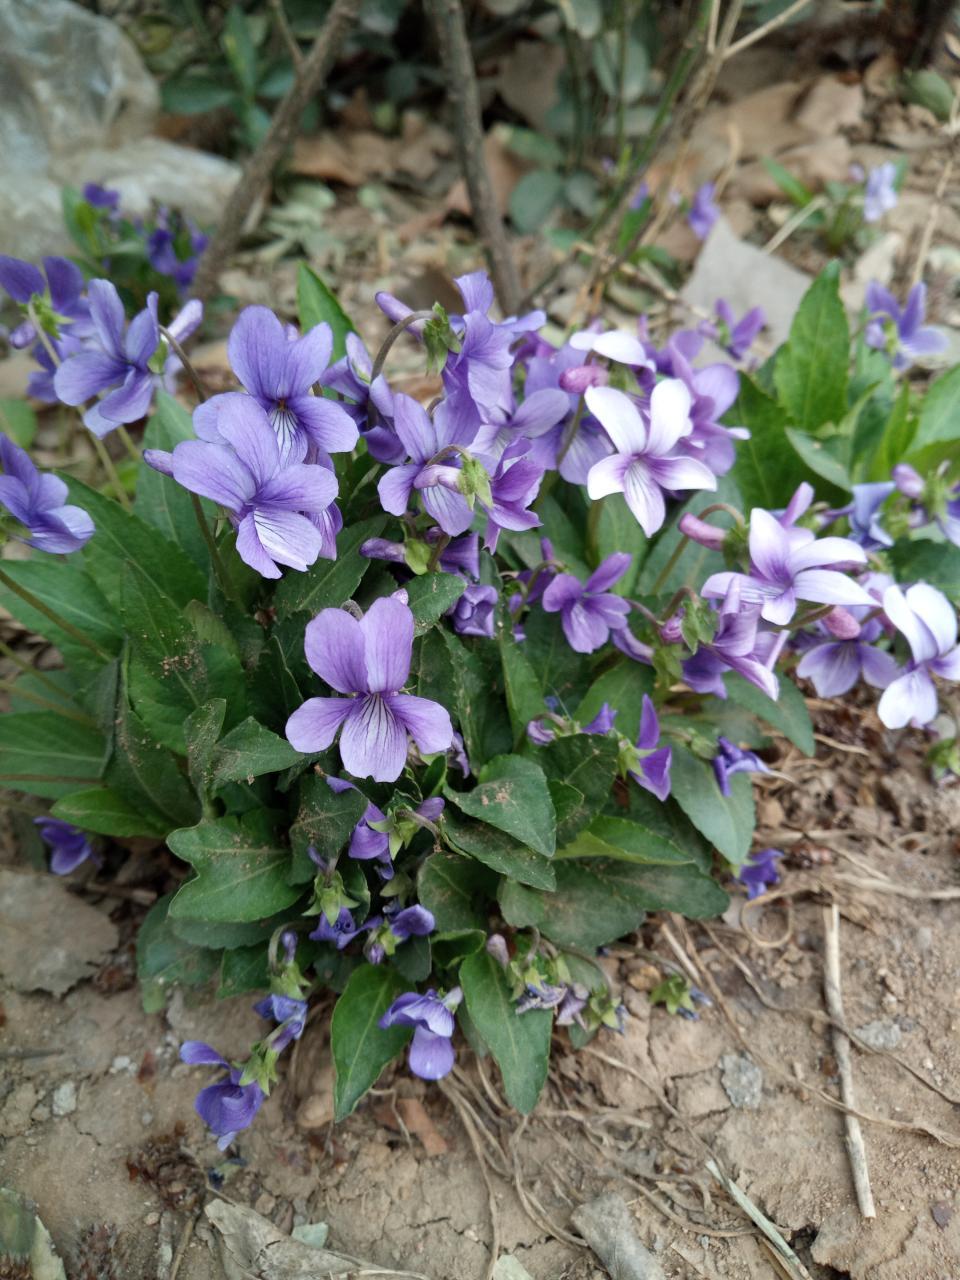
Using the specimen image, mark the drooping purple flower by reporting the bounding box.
[541,552,631,653]
[712,737,770,797]
[583,702,618,734]
[688,182,720,239]
[448,583,498,638]
[361,530,481,580]
[796,613,898,698]
[736,848,782,900]
[147,208,208,291]
[862,163,898,223]
[0,435,94,553]
[310,907,363,950]
[864,282,947,370]
[556,985,590,1027]
[34,817,95,874]
[586,382,717,536]
[82,183,120,210]
[516,979,567,1013]
[253,994,308,1053]
[682,580,786,700]
[712,300,765,360]
[145,397,339,578]
[385,904,436,941]
[479,443,544,553]
[192,306,358,465]
[180,1042,264,1148]
[285,597,453,782]
[0,255,91,349]
[377,393,478,536]
[628,695,672,802]
[877,583,960,728]
[847,481,895,549]
[378,987,461,1081]
[53,280,161,437]
[702,508,873,626]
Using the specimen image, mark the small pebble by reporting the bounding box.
[51,1081,77,1117]
[110,1055,132,1073]
[141,1111,154,1126]
[855,1019,901,1051]
[144,1212,160,1227]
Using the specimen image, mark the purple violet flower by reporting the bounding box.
[0,254,91,349]
[864,282,947,370]
[688,183,720,239]
[479,443,544,553]
[712,300,765,360]
[34,817,95,875]
[378,987,461,1081]
[179,1042,264,1149]
[878,583,960,728]
[0,435,94,553]
[663,341,746,477]
[541,552,631,653]
[386,904,436,941]
[583,702,618,734]
[862,163,898,223]
[192,306,358,465]
[82,183,121,210]
[53,280,161,436]
[702,508,873,625]
[796,613,898,698]
[585,382,717,536]
[448,583,497,637]
[628,695,672,802]
[712,737,770,797]
[377,393,478,536]
[847,481,895,549]
[310,907,363,950]
[285,597,453,782]
[145,397,339,578]
[736,848,782,900]
[682,580,786,701]
[253,994,308,1053]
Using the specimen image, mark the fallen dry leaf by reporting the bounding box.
[794,75,864,137]
[396,1096,449,1156]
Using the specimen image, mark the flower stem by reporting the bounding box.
[650,534,690,595]
[189,493,243,608]
[426,532,451,573]
[117,425,142,463]
[0,565,112,660]
[160,326,208,402]
[586,494,604,563]
[90,433,132,511]
[0,638,82,700]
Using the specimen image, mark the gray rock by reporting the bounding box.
[51,1082,77,1118]
[719,1053,763,1109]
[571,1193,666,1280]
[854,1019,902,1051]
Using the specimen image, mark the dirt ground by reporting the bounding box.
[3,699,960,1280]
[3,29,960,1280]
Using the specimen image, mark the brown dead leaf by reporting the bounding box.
[396,1097,449,1157]
[794,76,864,137]
[393,111,453,180]
[495,40,565,132]
[291,130,394,185]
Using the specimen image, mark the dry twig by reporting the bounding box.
[822,903,877,1219]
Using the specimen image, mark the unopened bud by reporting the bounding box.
[892,463,924,499]
[823,606,861,640]
[678,513,727,550]
[560,365,609,394]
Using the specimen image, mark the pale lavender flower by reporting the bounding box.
[479,444,544,553]
[863,163,898,222]
[702,508,873,626]
[53,280,161,436]
[0,435,94,553]
[448,583,497,638]
[378,987,461,1080]
[688,183,720,239]
[712,299,765,359]
[712,737,770,796]
[179,1042,264,1148]
[864,282,947,370]
[796,615,898,697]
[628,695,672,802]
[542,552,631,653]
[585,382,717,536]
[736,848,782,900]
[683,580,785,700]
[878,583,960,727]
[34,817,95,874]
[583,702,618,734]
[285,597,453,782]
[568,328,655,368]
[847,481,895,549]
[377,393,477,536]
[145,397,339,578]
[192,306,358,464]
[0,254,91,349]
[662,341,746,476]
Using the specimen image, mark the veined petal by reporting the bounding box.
[393,393,436,462]
[585,552,631,594]
[759,587,796,625]
[252,507,323,571]
[361,596,413,693]
[509,389,569,437]
[87,279,126,358]
[648,453,717,494]
[622,460,666,536]
[585,385,647,454]
[124,296,160,368]
[637,694,660,750]
[228,306,287,400]
[303,608,367,691]
[646,378,693,455]
[220,397,279,488]
[170,440,254,510]
[53,350,127,405]
[258,462,337,513]
[797,642,862,697]
[280,322,333,396]
[904,583,957,656]
[235,512,282,578]
[385,694,454,755]
[789,536,866,573]
[339,694,409,781]
[747,508,792,584]
[289,395,359,453]
[882,584,939,665]
[96,369,155,425]
[561,600,611,652]
[421,483,475,536]
[793,569,875,609]
[586,452,630,500]
[878,668,938,728]
[378,463,419,517]
[180,1041,228,1067]
[286,696,353,751]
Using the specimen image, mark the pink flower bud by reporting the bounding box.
[892,463,924,499]
[823,606,861,640]
[559,364,609,394]
[678,513,727,550]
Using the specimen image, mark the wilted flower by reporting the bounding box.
[448,583,498,638]
[736,848,782,899]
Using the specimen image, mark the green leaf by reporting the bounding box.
[168,812,300,923]
[520,610,589,712]
[297,263,357,364]
[289,773,368,883]
[774,264,849,434]
[137,895,219,1012]
[903,68,955,122]
[446,754,556,857]
[274,514,386,618]
[51,786,165,837]
[731,377,820,513]
[184,699,227,796]
[218,945,270,998]
[332,964,411,1120]
[418,852,497,931]
[0,398,37,447]
[760,158,814,207]
[724,673,814,756]
[888,538,960,604]
[460,951,551,1114]
[499,858,727,948]
[0,713,105,799]
[221,4,259,94]
[442,809,556,890]
[405,572,465,631]
[558,814,700,865]
[107,693,200,828]
[135,392,211,569]
[509,170,564,234]
[422,630,511,769]
[0,559,121,665]
[161,71,238,114]
[210,717,302,787]
[498,622,544,741]
[575,661,653,742]
[906,364,960,469]
[669,745,754,864]
[432,928,486,968]
[784,428,852,494]
[635,473,741,597]
[596,493,646,596]
[539,734,619,846]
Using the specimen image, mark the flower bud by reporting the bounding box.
[678,513,727,550]
[823,606,861,640]
[559,364,608,394]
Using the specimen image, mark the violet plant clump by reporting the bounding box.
[3,251,959,1146]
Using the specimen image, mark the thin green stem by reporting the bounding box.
[426,533,451,573]
[90,433,132,511]
[160,326,208,403]
[189,493,243,608]
[366,311,436,431]
[117,425,142,464]
[0,564,112,660]
[586,495,604,564]
[650,535,690,596]
[0,677,97,727]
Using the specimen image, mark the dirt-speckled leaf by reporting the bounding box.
[210,717,302,786]
[332,964,411,1120]
[137,895,219,1012]
[446,754,556,856]
[417,852,498,931]
[0,712,106,800]
[51,786,165,837]
[406,572,465,631]
[289,772,369,883]
[442,809,556,890]
[460,951,551,1114]
[168,813,299,923]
